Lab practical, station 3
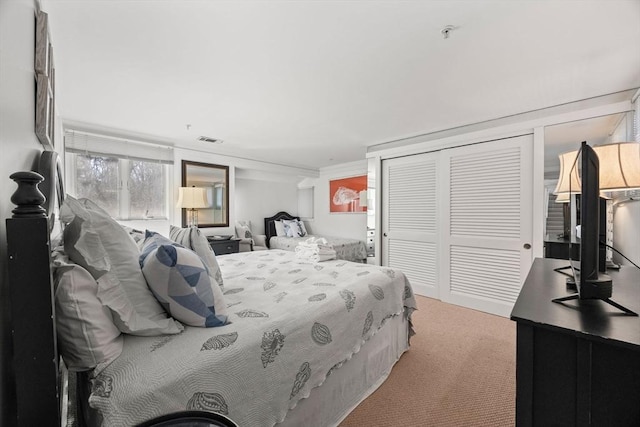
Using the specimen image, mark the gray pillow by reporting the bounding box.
[61,196,183,336]
[53,250,123,371]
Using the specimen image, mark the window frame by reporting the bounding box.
[65,152,172,221]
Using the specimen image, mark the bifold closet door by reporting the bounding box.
[382,152,439,298]
[440,134,533,317]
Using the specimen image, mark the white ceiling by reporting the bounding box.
[45,0,640,170]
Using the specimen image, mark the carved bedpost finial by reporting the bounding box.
[9,171,47,218]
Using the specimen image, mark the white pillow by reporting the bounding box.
[53,250,123,372]
[169,225,224,290]
[140,232,228,327]
[274,220,286,237]
[235,220,253,240]
[61,196,183,336]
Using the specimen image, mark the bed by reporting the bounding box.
[264,212,368,263]
[6,151,416,427]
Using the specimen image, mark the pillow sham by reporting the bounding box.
[169,225,224,290]
[274,220,286,237]
[141,232,228,327]
[52,250,123,372]
[61,196,183,336]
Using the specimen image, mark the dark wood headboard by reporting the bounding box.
[263,211,299,248]
[6,151,66,425]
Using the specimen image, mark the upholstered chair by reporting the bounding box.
[235,220,268,252]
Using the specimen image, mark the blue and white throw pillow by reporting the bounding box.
[140,232,228,327]
[283,219,307,238]
[297,219,308,236]
[169,225,224,290]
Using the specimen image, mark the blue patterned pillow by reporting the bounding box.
[140,232,228,327]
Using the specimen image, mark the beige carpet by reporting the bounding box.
[340,296,516,427]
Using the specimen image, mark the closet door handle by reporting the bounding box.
[383,232,388,237]
[523,243,531,249]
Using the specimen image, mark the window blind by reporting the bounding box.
[64,130,174,164]
[297,187,314,219]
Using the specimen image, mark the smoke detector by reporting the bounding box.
[441,25,457,39]
[197,136,223,144]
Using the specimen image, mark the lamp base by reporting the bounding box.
[187,209,199,227]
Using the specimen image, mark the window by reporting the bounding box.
[66,153,172,220]
[74,154,120,217]
[297,187,314,219]
[129,160,168,219]
[64,130,174,221]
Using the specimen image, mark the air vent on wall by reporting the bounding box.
[197,136,223,144]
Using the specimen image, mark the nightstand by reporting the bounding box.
[208,238,240,255]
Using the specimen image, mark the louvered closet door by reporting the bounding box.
[382,152,439,298]
[440,135,533,317]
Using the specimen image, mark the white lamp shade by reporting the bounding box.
[176,187,210,209]
[553,150,581,195]
[593,142,640,191]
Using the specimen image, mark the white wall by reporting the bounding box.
[612,97,640,266]
[235,172,298,235]
[613,202,640,266]
[309,160,368,241]
[0,0,43,423]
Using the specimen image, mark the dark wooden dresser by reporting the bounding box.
[511,258,640,427]
[208,238,240,255]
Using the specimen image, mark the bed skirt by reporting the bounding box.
[279,313,410,426]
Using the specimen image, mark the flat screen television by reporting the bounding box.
[568,142,612,299]
[553,141,636,315]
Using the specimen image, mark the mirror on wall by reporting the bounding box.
[181,160,229,227]
[543,110,637,265]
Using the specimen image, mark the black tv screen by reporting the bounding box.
[570,141,611,299]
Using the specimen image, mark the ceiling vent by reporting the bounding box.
[197,136,223,144]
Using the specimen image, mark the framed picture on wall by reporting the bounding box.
[34,9,55,150]
[329,175,367,213]
[35,73,54,149]
[34,11,50,75]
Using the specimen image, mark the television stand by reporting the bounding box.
[511,258,640,426]
[552,265,573,277]
[551,293,638,316]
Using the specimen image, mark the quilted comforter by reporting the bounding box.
[269,235,368,262]
[89,250,416,426]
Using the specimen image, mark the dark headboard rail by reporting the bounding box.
[263,211,299,248]
[7,170,61,425]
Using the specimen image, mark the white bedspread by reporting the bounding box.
[269,235,367,262]
[88,250,416,426]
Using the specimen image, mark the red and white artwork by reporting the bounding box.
[329,175,367,213]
